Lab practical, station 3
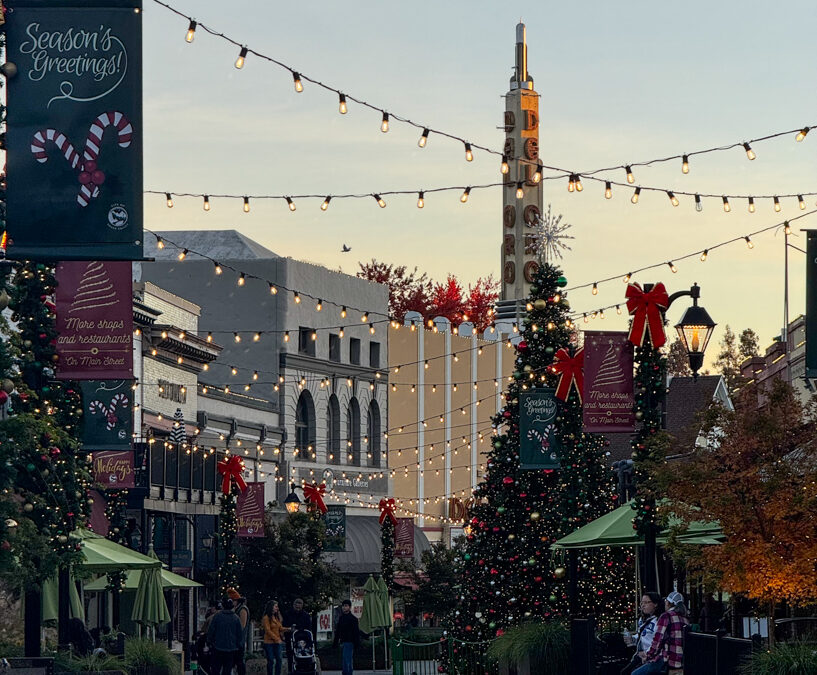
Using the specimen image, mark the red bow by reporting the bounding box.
[303,483,328,514]
[217,455,247,496]
[551,347,584,402]
[379,498,397,526]
[625,282,669,348]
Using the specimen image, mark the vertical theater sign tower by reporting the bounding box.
[495,22,542,323]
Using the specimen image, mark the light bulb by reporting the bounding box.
[500,155,509,174]
[574,175,583,192]
[625,165,635,184]
[294,293,301,304]
[695,194,702,212]
[237,273,246,286]
[745,236,754,249]
[460,187,471,203]
[235,47,248,69]
[592,283,598,296]
[464,142,473,162]
[341,306,347,318]
[784,221,791,235]
[616,305,622,315]
[374,194,386,208]
[185,20,197,43]
[567,175,575,192]
[338,93,347,114]
[165,192,173,208]
[381,112,389,133]
[178,249,188,261]
[234,332,241,342]
[796,127,810,142]
[773,196,781,212]
[631,187,641,204]
[533,164,542,183]
[284,331,290,342]
[156,236,165,249]
[743,142,756,160]
[748,197,755,213]
[292,71,303,92]
[681,154,689,174]
[417,191,424,208]
[798,195,806,210]
[604,182,612,199]
[321,196,331,211]
[286,197,296,212]
[623,272,631,283]
[369,323,375,334]
[700,249,708,262]
[722,196,731,212]
[516,183,524,199]
[667,191,679,207]
[269,283,277,295]
[203,195,210,211]
[668,261,678,273]
[418,128,429,147]
[316,299,323,311]
[243,196,250,213]
[214,262,223,275]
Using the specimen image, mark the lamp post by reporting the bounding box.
[671,284,717,379]
[284,483,302,514]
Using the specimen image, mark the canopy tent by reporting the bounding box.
[72,529,162,571]
[551,501,722,550]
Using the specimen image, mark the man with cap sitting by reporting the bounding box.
[633,590,689,675]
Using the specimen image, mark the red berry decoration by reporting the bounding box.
[91,170,106,185]
[84,160,97,173]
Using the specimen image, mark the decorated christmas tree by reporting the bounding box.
[446,263,631,655]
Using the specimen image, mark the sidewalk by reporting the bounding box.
[320,671,391,675]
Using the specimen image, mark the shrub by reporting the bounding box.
[739,642,817,675]
[53,652,125,674]
[487,622,569,675]
[124,639,180,675]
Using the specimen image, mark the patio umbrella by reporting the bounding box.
[84,566,202,592]
[42,573,84,622]
[359,575,392,671]
[131,549,171,631]
[72,528,163,572]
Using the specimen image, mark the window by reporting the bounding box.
[369,342,381,369]
[298,326,316,357]
[349,338,361,365]
[295,390,316,460]
[346,397,361,465]
[367,400,381,467]
[326,394,341,464]
[329,334,341,362]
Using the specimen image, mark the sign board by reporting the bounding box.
[81,379,132,449]
[394,517,414,558]
[323,505,346,552]
[806,231,817,379]
[582,331,635,433]
[55,261,133,379]
[351,586,364,619]
[236,482,265,538]
[92,450,134,489]
[317,608,333,640]
[519,388,560,469]
[5,0,143,260]
[171,549,192,571]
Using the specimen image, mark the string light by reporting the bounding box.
[681,155,689,174]
[338,93,347,114]
[340,306,347,319]
[286,196,296,212]
[500,156,509,174]
[292,71,303,92]
[321,196,331,211]
[743,142,756,160]
[316,299,323,311]
[156,236,165,250]
[745,236,754,249]
[796,127,810,142]
[243,196,250,213]
[631,187,641,204]
[460,187,471,203]
[374,194,386,208]
[203,194,210,211]
[418,128,429,147]
[623,272,632,283]
[165,192,174,208]
[604,181,612,199]
[668,261,678,273]
[293,292,301,304]
[283,331,290,342]
[214,261,223,275]
[799,195,806,210]
[784,221,791,235]
[185,19,197,43]
[235,46,247,69]
[700,249,708,261]
[625,165,635,184]
[695,194,702,212]
[748,197,755,213]
[177,248,188,261]
[516,182,524,199]
[773,196,781,212]
[417,191,425,208]
[464,142,473,162]
[237,273,246,286]
[533,164,543,183]
[574,174,583,192]
[269,283,277,295]
[234,332,241,342]
[667,191,679,207]
[592,282,598,295]
[722,196,731,212]
[381,112,390,133]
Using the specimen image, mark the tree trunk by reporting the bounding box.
[767,600,775,647]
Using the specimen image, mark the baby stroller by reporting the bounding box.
[290,629,318,674]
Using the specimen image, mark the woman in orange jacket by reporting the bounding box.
[261,600,288,675]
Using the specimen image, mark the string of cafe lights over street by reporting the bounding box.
[151,0,815,187]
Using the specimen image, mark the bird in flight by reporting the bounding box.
[341,244,351,253]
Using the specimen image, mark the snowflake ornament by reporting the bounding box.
[533,204,573,263]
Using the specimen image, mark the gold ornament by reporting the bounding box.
[530,512,540,521]
[533,299,547,310]
[554,567,567,579]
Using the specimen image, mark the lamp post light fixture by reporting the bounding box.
[284,483,302,514]
[668,283,717,378]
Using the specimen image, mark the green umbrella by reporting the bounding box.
[84,567,202,592]
[360,576,393,671]
[42,573,84,623]
[131,549,171,628]
[72,529,163,572]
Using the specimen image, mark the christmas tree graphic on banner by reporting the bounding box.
[69,262,119,314]
[592,340,627,389]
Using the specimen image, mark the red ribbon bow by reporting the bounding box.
[303,483,328,514]
[625,282,669,348]
[551,347,584,402]
[217,455,247,496]
[378,498,397,526]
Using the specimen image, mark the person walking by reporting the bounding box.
[633,590,689,675]
[620,592,661,675]
[261,600,287,675]
[333,600,364,675]
[207,598,243,675]
[284,598,312,673]
[228,589,251,675]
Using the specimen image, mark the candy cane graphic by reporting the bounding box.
[88,393,130,431]
[30,111,133,207]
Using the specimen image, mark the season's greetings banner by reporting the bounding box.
[5,0,143,260]
[394,517,414,558]
[92,450,134,489]
[582,331,635,433]
[236,482,265,538]
[56,261,133,379]
[80,379,132,449]
[519,388,560,469]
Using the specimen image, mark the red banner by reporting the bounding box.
[236,482,265,538]
[582,331,635,433]
[394,518,415,558]
[92,450,135,489]
[56,261,133,379]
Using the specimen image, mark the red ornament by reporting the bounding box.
[502,477,514,485]
[518,340,528,351]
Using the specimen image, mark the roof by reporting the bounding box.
[145,230,279,260]
[665,375,723,450]
[324,515,431,574]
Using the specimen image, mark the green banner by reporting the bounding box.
[519,388,560,470]
[807,231,817,379]
[324,505,346,552]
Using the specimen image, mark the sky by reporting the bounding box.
[141,0,817,362]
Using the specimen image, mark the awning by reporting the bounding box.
[551,501,722,550]
[324,515,431,574]
[72,528,162,571]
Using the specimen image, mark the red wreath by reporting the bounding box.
[551,347,584,402]
[217,455,247,495]
[303,483,328,514]
[379,498,397,526]
[625,282,669,348]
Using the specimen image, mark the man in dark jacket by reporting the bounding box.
[284,598,312,672]
[207,598,243,675]
[333,600,364,675]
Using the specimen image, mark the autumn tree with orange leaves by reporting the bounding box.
[658,380,817,618]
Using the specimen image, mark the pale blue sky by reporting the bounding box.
[142,0,817,357]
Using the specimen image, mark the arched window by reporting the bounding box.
[295,390,316,461]
[326,394,341,464]
[367,400,381,467]
[346,397,361,465]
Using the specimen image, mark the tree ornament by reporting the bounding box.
[556,276,568,287]
[554,567,567,579]
[533,299,547,310]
